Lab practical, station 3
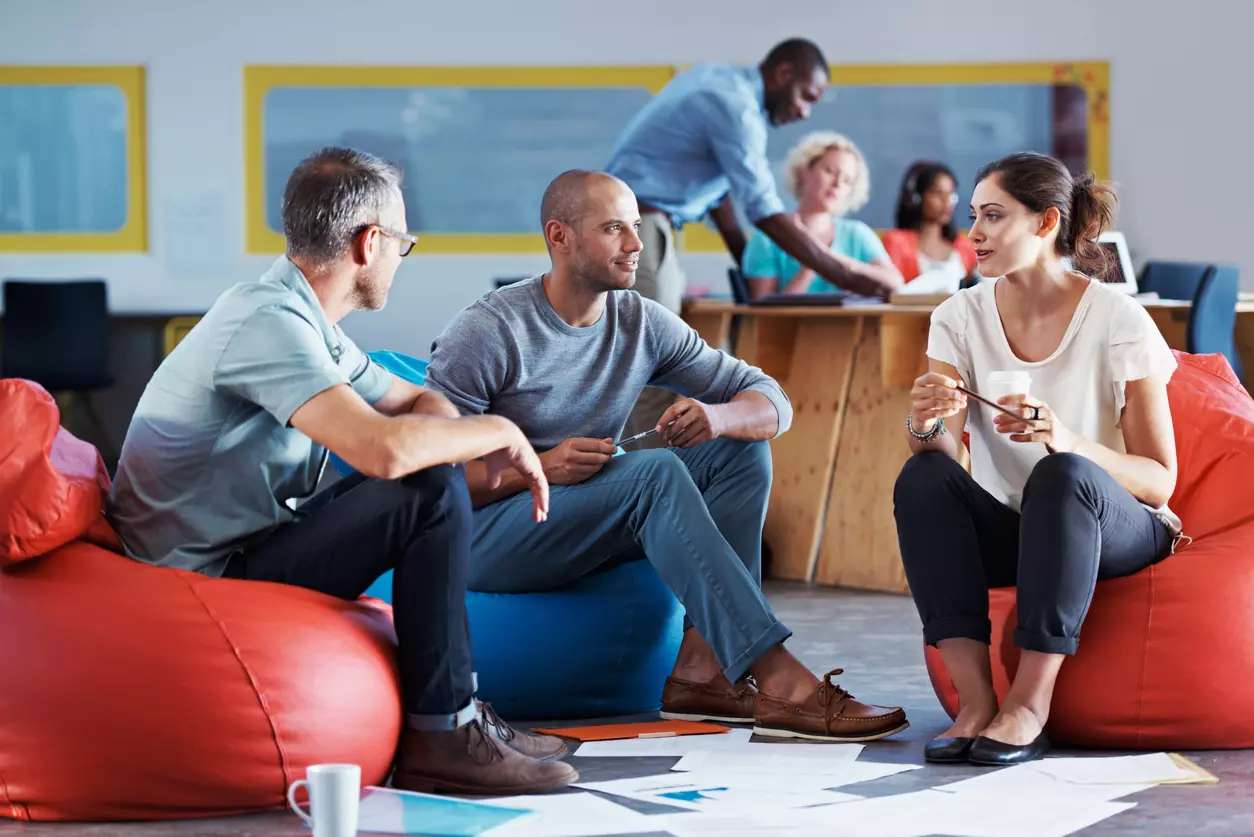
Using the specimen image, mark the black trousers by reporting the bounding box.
[893,451,1172,656]
[223,465,475,717]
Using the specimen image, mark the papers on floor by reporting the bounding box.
[574,726,754,757]
[670,742,868,774]
[356,786,529,836]
[573,771,862,814]
[477,792,655,837]
[934,761,1155,803]
[1032,752,1217,786]
[801,789,1136,837]
[448,742,1218,837]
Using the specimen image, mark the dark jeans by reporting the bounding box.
[893,451,1173,656]
[223,465,475,720]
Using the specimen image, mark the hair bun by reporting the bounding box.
[1071,171,1096,198]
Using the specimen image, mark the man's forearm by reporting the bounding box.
[712,391,779,441]
[410,388,461,419]
[757,214,897,299]
[710,197,748,266]
[462,460,529,508]
[376,414,511,479]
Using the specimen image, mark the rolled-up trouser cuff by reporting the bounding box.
[923,614,992,647]
[1013,628,1078,656]
[407,698,477,731]
[723,619,793,683]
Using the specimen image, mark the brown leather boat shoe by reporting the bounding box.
[753,668,909,742]
[478,699,569,761]
[660,674,757,723]
[391,718,577,796]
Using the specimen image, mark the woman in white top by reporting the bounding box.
[895,152,1180,767]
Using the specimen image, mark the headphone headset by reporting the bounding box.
[902,165,926,208]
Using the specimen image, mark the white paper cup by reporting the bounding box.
[985,371,1032,403]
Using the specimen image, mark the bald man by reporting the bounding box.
[425,170,908,743]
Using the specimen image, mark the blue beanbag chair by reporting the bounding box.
[343,351,685,719]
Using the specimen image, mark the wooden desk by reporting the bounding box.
[683,297,1254,594]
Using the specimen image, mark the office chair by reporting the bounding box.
[1190,264,1244,381]
[1,279,116,460]
[1137,260,1212,301]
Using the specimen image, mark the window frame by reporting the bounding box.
[0,66,148,253]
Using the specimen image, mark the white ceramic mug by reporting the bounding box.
[287,763,361,837]
[984,370,1032,403]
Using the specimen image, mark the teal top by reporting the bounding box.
[742,217,889,294]
[107,256,393,576]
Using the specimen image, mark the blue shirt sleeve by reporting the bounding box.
[213,304,382,427]
[698,92,786,224]
[741,229,783,281]
[844,220,891,264]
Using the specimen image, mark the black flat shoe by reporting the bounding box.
[967,731,1050,766]
[924,736,975,763]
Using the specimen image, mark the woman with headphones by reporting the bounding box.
[882,161,979,289]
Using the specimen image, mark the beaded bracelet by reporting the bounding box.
[906,413,945,442]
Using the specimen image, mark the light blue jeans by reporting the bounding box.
[468,438,790,682]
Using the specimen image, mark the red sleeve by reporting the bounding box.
[954,234,979,272]
[880,230,920,282]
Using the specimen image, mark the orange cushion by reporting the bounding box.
[925,352,1254,749]
[0,380,119,564]
[0,377,402,821]
[0,543,401,821]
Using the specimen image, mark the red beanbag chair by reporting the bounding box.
[0,380,119,563]
[0,380,402,821]
[925,352,1254,749]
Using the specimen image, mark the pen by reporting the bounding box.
[613,428,659,447]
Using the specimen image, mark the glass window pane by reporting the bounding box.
[763,83,1082,229]
[0,84,129,233]
[263,85,655,235]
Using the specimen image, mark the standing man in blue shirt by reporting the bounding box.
[607,39,903,440]
[108,146,576,797]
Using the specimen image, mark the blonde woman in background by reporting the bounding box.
[742,131,903,298]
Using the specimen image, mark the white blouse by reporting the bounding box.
[927,278,1182,535]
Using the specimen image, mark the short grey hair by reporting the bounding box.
[281,147,403,266]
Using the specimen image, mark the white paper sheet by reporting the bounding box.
[573,771,861,813]
[671,742,865,773]
[355,785,530,835]
[647,809,852,837]
[935,762,1156,802]
[476,791,655,837]
[797,789,1136,837]
[1032,753,1212,786]
[573,727,754,757]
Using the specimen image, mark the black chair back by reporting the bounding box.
[1,280,113,392]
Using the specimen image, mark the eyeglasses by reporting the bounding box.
[361,223,418,257]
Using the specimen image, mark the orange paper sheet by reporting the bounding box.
[531,720,731,741]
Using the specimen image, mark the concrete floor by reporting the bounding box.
[3,582,1250,836]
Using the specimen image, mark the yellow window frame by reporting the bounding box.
[0,65,148,253]
[244,65,675,255]
[680,61,1111,253]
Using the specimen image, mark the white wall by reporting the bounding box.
[2,0,1250,358]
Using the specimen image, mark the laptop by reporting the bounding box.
[728,268,875,307]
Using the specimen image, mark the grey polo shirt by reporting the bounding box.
[107,256,392,577]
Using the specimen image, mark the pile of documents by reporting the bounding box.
[349,722,1217,837]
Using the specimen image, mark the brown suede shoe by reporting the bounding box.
[478,699,569,761]
[660,674,757,723]
[753,668,909,742]
[391,719,577,796]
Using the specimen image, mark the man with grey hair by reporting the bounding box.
[108,146,577,795]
